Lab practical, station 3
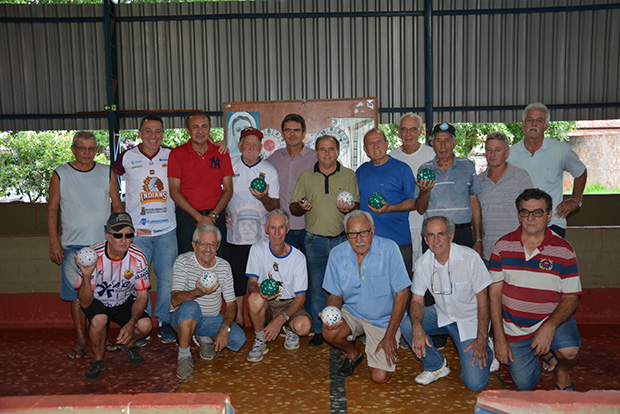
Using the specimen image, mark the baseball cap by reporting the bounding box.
[105,212,135,233]
[431,123,456,138]
[240,127,263,141]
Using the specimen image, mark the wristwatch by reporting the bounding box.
[220,325,231,333]
[282,311,290,321]
[131,316,138,327]
[211,212,219,219]
[570,198,583,207]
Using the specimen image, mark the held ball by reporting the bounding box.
[336,191,354,206]
[76,247,98,267]
[368,192,386,210]
[200,271,218,289]
[260,278,280,297]
[417,168,436,182]
[320,306,342,326]
[250,177,267,193]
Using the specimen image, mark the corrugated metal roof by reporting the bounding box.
[0,0,618,131]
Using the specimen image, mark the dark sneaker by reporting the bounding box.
[308,332,324,347]
[85,360,105,381]
[121,345,145,365]
[177,356,194,380]
[158,322,176,344]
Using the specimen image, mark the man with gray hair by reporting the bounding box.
[400,216,494,391]
[170,224,246,380]
[390,113,436,271]
[47,130,122,361]
[322,210,411,383]
[477,132,532,265]
[507,102,587,238]
[246,209,312,362]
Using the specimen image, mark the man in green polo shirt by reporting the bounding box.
[290,135,360,347]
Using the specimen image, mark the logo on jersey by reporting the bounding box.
[124,269,134,280]
[273,262,279,272]
[140,176,168,204]
[539,258,554,271]
[210,157,221,169]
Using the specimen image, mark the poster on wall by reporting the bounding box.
[223,98,378,169]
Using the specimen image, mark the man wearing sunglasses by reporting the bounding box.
[400,215,494,391]
[322,210,411,383]
[74,212,151,381]
[489,188,582,391]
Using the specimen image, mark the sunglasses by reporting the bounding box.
[111,232,134,239]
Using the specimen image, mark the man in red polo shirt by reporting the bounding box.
[168,111,234,256]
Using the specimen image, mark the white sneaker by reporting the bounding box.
[247,337,269,362]
[415,359,450,385]
[284,328,300,350]
[490,357,500,373]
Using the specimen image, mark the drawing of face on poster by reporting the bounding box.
[234,207,263,244]
[226,111,259,157]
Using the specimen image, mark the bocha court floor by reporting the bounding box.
[1,325,619,414]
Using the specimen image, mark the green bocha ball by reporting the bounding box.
[417,168,436,182]
[368,192,386,210]
[250,177,267,192]
[260,278,280,297]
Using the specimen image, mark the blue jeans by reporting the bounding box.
[170,301,246,352]
[133,230,178,324]
[400,305,492,391]
[285,229,307,255]
[61,245,89,301]
[508,317,581,390]
[304,232,346,333]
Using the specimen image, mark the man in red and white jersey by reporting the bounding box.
[75,212,152,381]
[489,188,582,391]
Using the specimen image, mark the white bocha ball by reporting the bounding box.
[76,247,98,267]
[321,306,342,326]
[200,271,219,289]
[336,191,354,206]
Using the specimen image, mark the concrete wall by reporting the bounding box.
[567,134,620,189]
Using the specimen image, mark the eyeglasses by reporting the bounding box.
[194,241,219,249]
[346,229,372,239]
[518,208,547,218]
[431,263,452,295]
[111,232,134,239]
[74,146,97,153]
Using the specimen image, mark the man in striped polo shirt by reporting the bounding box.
[489,188,582,391]
[170,224,247,380]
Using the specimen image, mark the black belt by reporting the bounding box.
[316,232,345,239]
[455,222,471,230]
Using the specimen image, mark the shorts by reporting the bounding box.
[342,308,400,372]
[266,299,313,327]
[81,295,150,327]
[61,245,89,301]
[227,243,252,297]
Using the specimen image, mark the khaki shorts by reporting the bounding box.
[266,299,313,327]
[342,308,401,372]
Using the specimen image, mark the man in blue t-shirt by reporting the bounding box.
[356,128,425,275]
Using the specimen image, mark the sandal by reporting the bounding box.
[67,348,86,361]
[541,352,558,372]
[555,382,575,391]
[105,341,120,353]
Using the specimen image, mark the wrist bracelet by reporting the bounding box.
[569,197,583,207]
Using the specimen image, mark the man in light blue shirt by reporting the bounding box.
[507,103,587,238]
[322,210,411,383]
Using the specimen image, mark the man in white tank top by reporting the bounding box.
[47,131,122,361]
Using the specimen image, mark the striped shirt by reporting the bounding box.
[489,227,582,342]
[170,253,236,316]
[414,157,481,224]
[477,164,533,260]
[76,241,150,307]
[412,243,492,342]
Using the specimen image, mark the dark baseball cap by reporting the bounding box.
[431,122,457,138]
[105,212,135,232]
[240,127,264,141]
